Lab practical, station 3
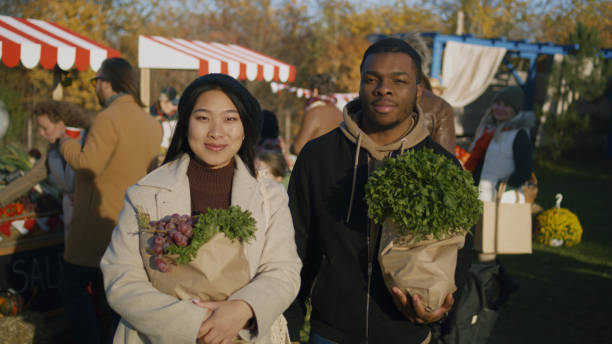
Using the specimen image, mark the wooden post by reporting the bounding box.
[27,116,32,149]
[51,83,63,101]
[284,109,291,146]
[140,68,151,108]
[456,10,464,35]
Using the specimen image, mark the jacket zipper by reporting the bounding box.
[365,226,372,343]
[365,153,392,342]
[309,253,325,300]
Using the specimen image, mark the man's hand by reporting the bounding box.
[193,299,254,344]
[391,287,454,324]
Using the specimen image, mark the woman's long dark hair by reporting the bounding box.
[163,74,262,177]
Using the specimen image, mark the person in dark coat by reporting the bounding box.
[284,38,472,344]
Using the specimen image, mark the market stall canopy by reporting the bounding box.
[0,15,120,72]
[139,35,296,83]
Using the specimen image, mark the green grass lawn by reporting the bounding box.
[488,156,612,343]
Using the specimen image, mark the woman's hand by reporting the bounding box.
[193,299,254,344]
[391,287,454,324]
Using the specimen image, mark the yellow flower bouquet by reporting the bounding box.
[535,194,583,247]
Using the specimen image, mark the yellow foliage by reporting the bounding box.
[10,0,113,110]
[537,0,612,46]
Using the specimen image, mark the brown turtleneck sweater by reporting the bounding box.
[186,157,235,215]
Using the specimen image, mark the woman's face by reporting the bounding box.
[36,114,65,143]
[187,90,245,169]
[492,100,516,124]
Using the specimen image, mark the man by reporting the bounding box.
[401,32,456,154]
[285,38,472,343]
[290,73,343,155]
[150,86,179,149]
[59,57,162,344]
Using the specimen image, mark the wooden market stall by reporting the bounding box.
[0,14,120,316]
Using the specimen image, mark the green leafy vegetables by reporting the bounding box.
[365,148,482,241]
[137,206,257,272]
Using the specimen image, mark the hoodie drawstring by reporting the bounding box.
[346,132,362,223]
[399,138,407,155]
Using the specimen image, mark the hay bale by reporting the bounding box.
[0,311,52,344]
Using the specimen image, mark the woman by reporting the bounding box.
[466,86,535,204]
[0,100,91,238]
[100,74,301,344]
[465,85,535,307]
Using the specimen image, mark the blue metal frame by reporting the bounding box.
[419,32,582,110]
[367,32,610,110]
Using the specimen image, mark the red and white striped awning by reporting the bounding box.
[138,35,296,83]
[0,15,120,72]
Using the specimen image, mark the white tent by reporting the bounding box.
[138,35,296,106]
[0,15,120,72]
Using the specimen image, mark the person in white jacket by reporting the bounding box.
[101,73,301,344]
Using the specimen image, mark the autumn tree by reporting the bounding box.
[424,0,532,39]
[536,0,612,47]
[540,22,611,160]
[0,0,118,148]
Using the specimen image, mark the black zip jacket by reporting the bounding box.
[284,126,473,344]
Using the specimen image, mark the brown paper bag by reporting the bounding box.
[474,182,532,254]
[140,231,251,301]
[378,219,466,311]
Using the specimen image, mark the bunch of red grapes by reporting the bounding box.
[149,214,197,272]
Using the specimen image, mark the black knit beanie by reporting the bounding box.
[493,86,524,114]
[261,110,280,139]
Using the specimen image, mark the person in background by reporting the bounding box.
[464,85,535,307]
[290,73,342,155]
[150,86,180,151]
[401,32,456,154]
[428,78,446,97]
[258,109,293,171]
[256,150,290,189]
[285,37,471,344]
[0,100,92,242]
[100,73,300,344]
[58,57,162,344]
[150,86,179,121]
[258,110,284,154]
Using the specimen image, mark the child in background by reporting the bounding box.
[256,150,290,189]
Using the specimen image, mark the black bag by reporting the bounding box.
[430,263,501,344]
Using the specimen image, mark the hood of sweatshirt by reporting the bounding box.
[339,99,430,161]
[338,99,430,222]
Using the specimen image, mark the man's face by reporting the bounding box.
[359,52,422,133]
[94,73,107,106]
